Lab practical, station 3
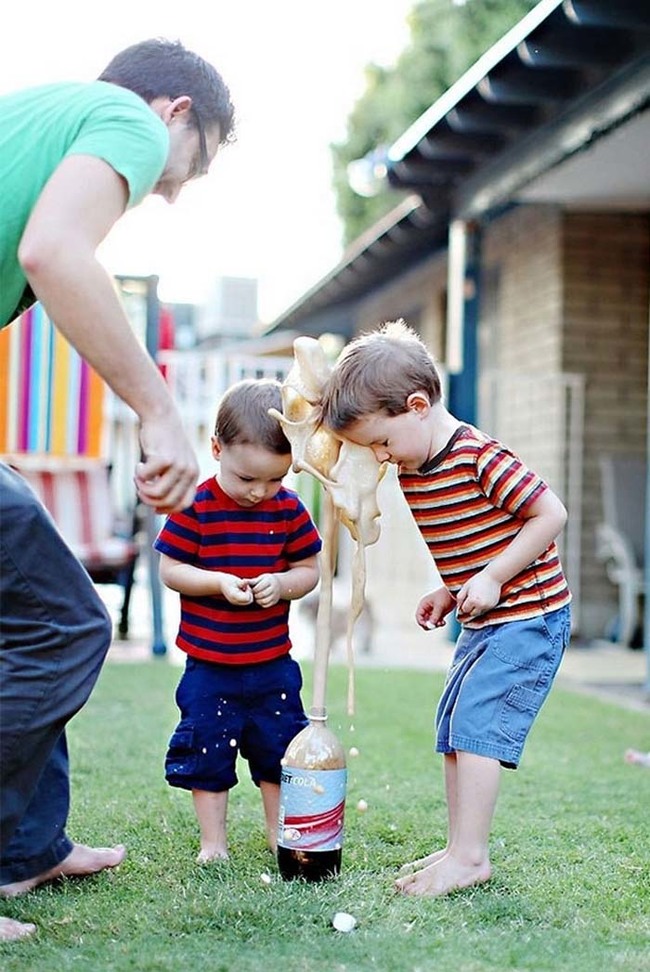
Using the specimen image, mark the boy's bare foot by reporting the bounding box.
[0,843,126,898]
[398,848,447,875]
[0,915,37,941]
[395,853,491,897]
[196,847,229,864]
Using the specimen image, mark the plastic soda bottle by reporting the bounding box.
[277,707,347,881]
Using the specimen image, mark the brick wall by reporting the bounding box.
[480,207,579,596]
[357,254,448,359]
[339,206,648,643]
[562,211,649,637]
[482,205,649,638]
[483,205,564,374]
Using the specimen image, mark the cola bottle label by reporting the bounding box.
[277,767,347,852]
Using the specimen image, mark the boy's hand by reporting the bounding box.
[221,575,254,606]
[456,570,501,621]
[416,587,456,629]
[250,573,282,608]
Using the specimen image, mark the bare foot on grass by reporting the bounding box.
[0,843,126,898]
[395,853,491,897]
[196,846,229,864]
[398,847,447,875]
[0,915,37,941]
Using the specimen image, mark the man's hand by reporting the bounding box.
[135,414,199,513]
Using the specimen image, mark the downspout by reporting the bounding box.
[446,219,481,424]
[445,219,481,642]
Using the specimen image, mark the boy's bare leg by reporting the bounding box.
[399,753,457,874]
[260,781,280,854]
[0,916,37,941]
[192,789,229,862]
[0,843,126,897]
[396,752,499,896]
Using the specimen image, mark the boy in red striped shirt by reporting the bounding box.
[321,319,571,897]
[155,379,321,862]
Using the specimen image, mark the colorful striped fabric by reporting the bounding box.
[0,306,104,457]
[399,425,571,628]
[3,453,137,572]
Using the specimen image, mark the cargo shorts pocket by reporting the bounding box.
[500,684,542,744]
[165,725,198,780]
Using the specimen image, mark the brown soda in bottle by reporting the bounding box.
[277,708,347,881]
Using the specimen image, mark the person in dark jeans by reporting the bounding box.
[0,38,235,941]
[0,464,113,886]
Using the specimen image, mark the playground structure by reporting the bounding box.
[0,277,155,644]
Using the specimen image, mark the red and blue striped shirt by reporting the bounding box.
[399,425,571,628]
[154,477,322,664]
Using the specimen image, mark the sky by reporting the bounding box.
[1,1,415,324]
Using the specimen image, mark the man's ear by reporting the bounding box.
[406,391,431,415]
[159,95,193,125]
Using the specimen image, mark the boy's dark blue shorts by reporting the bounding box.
[165,654,307,792]
[435,604,571,769]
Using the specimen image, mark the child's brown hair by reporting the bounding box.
[214,379,290,455]
[321,319,442,431]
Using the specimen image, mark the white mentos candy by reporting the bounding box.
[332,912,357,933]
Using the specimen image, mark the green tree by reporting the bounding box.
[332,0,538,245]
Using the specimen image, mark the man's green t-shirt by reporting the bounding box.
[0,81,169,327]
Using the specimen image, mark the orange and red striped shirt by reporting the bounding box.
[399,425,571,628]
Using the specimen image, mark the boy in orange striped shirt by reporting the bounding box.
[321,319,571,897]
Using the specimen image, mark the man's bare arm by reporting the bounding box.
[18,155,198,512]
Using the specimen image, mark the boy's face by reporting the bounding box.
[211,439,291,507]
[340,395,433,472]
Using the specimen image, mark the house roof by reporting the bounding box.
[268,0,650,336]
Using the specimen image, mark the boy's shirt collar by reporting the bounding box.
[417,424,469,475]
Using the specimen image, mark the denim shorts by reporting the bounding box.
[165,654,308,792]
[435,604,571,769]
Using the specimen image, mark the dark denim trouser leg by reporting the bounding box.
[0,463,112,878]
[0,734,73,883]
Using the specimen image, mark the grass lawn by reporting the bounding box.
[2,658,649,971]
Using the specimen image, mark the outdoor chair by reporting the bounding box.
[3,453,140,638]
[596,453,646,648]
